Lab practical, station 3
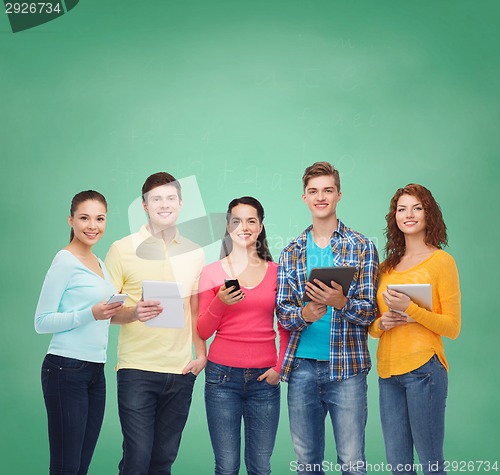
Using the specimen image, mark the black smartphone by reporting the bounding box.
[224,279,241,294]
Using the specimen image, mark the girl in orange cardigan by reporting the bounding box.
[369,184,461,475]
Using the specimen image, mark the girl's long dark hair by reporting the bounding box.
[382,184,447,272]
[69,190,107,243]
[220,196,273,262]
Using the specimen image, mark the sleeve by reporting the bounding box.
[339,240,379,326]
[272,321,290,373]
[104,243,125,293]
[276,250,311,331]
[34,254,95,334]
[368,305,384,339]
[196,268,227,340]
[405,255,461,339]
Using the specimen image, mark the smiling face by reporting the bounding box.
[395,193,426,237]
[302,175,342,222]
[143,184,182,231]
[227,204,263,250]
[68,200,107,246]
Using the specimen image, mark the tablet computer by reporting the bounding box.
[387,283,432,322]
[303,266,357,302]
[142,280,185,328]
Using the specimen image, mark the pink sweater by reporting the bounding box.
[197,261,288,372]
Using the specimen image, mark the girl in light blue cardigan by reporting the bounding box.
[35,190,122,475]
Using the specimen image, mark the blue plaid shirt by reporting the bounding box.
[277,220,379,382]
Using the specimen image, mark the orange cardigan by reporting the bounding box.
[369,250,461,378]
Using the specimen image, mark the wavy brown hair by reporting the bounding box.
[382,184,447,271]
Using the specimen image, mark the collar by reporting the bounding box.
[139,224,182,245]
[296,219,346,249]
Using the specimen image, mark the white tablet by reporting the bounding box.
[142,280,185,328]
[387,283,432,322]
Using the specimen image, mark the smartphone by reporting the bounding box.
[224,279,241,294]
[106,293,128,305]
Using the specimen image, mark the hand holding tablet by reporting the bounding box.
[303,266,357,303]
[385,284,432,323]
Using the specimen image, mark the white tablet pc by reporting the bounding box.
[387,283,432,322]
[142,280,185,328]
[303,266,357,302]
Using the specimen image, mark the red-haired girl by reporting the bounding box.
[370,184,461,475]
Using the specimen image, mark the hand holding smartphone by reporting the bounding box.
[224,279,241,294]
[106,294,128,305]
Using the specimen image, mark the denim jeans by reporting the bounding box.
[41,353,106,475]
[379,355,448,475]
[117,368,196,475]
[204,361,281,475]
[287,358,368,475]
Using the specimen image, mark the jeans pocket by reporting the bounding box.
[45,354,87,372]
[409,355,435,377]
[263,379,280,388]
[290,357,303,372]
[205,363,228,386]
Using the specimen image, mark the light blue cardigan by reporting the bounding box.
[35,250,116,363]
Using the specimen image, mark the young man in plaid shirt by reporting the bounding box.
[277,162,379,475]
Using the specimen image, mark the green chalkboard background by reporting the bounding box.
[1,1,498,473]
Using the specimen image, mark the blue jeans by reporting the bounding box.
[41,354,106,475]
[287,358,368,475]
[117,369,196,475]
[379,355,448,475]
[204,361,281,475]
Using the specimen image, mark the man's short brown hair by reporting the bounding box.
[142,172,182,201]
[302,162,340,192]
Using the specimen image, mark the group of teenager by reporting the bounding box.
[34,161,461,475]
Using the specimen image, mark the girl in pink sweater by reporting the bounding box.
[198,196,288,475]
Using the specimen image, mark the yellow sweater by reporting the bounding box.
[369,250,460,378]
